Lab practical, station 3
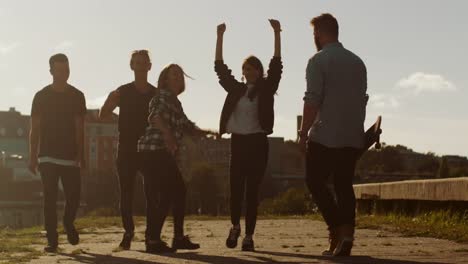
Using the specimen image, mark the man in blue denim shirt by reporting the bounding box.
[299,13,367,257]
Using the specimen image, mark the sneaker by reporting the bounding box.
[172,235,200,250]
[65,226,80,245]
[146,240,177,254]
[119,232,134,250]
[226,226,241,248]
[241,236,255,252]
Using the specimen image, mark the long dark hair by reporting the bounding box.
[242,56,265,100]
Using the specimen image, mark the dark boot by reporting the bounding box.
[119,232,134,250]
[44,231,58,253]
[172,235,200,250]
[333,224,354,256]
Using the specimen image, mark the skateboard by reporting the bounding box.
[361,115,382,155]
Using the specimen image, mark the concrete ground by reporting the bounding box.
[28,219,468,264]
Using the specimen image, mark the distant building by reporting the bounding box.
[84,109,119,171]
[81,109,121,211]
[0,107,36,181]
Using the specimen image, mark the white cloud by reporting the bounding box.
[54,40,74,51]
[369,94,400,109]
[0,42,20,55]
[396,72,457,94]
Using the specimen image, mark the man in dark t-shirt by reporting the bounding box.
[99,50,156,250]
[29,53,87,253]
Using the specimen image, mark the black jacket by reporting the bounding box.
[214,57,283,135]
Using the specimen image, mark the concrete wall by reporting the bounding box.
[354,177,468,201]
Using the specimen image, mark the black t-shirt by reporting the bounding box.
[31,85,87,160]
[117,82,156,152]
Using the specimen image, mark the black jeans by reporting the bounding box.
[230,133,269,236]
[140,150,186,240]
[305,141,360,230]
[116,149,156,239]
[39,163,81,240]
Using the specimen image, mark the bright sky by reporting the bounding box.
[1,0,467,157]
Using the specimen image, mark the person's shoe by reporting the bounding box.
[241,236,255,252]
[119,232,134,250]
[322,227,338,256]
[65,225,79,245]
[333,237,353,256]
[226,226,241,248]
[44,231,58,253]
[44,244,58,253]
[146,240,177,254]
[333,225,354,256]
[172,235,200,250]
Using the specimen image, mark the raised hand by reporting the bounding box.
[269,19,281,32]
[217,23,226,36]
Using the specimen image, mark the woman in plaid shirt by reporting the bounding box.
[138,64,208,253]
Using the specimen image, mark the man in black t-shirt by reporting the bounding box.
[99,50,156,250]
[29,53,87,253]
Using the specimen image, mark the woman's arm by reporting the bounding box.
[265,19,283,93]
[215,23,226,61]
[214,23,240,93]
[269,19,281,58]
[147,93,178,155]
[149,115,178,155]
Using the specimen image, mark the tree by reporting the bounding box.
[417,155,439,174]
[438,157,450,178]
[379,145,405,172]
[189,162,219,215]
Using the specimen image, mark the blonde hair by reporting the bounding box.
[130,49,151,65]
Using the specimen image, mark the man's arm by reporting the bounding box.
[99,90,120,121]
[76,93,87,168]
[28,115,40,174]
[298,102,319,152]
[75,115,85,168]
[298,56,324,152]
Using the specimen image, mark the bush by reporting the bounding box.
[85,207,119,217]
[259,187,314,215]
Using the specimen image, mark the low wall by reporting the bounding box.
[353,177,468,214]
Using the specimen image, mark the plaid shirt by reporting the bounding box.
[137,88,196,152]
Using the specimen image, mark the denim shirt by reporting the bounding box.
[304,42,367,148]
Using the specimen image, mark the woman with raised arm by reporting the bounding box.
[214,19,283,251]
[138,64,210,253]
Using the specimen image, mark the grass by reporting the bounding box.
[354,210,468,243]
[257,211,468,243]
[0,215,138,263]
[0,226,43,264]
